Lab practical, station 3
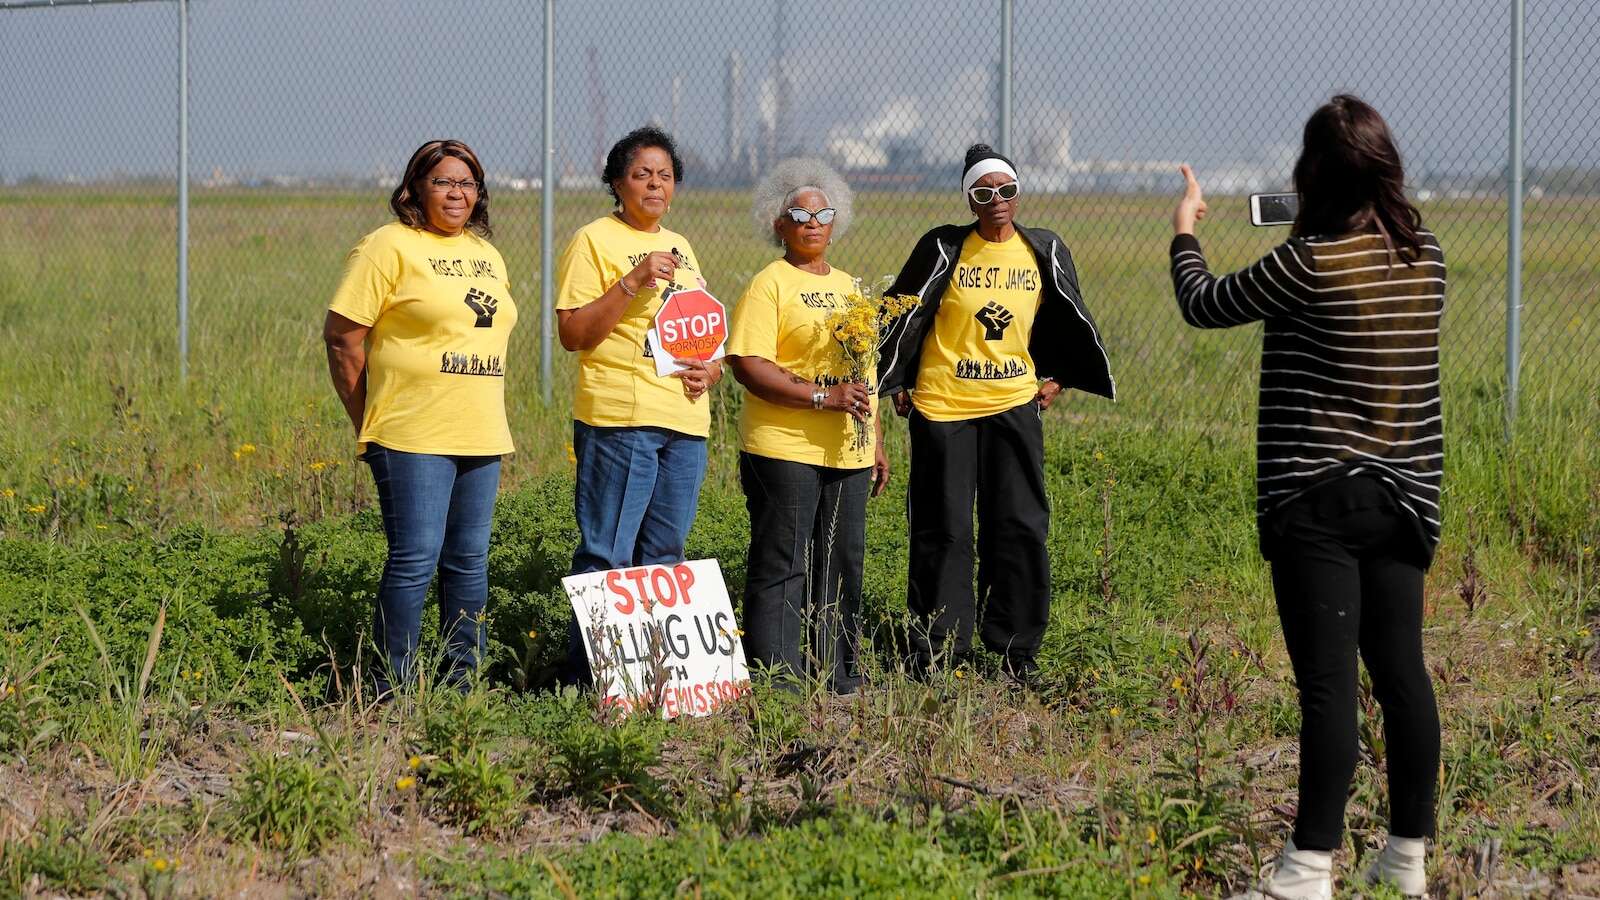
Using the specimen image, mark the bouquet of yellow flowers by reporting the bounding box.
[825,278,921,449]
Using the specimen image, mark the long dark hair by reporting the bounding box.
[1292,95,1422,261]
[390,139,493,238]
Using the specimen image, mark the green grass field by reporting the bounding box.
[0,188,1596,897]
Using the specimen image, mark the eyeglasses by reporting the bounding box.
[968,181,1020,205]
[428,177,481,194]
[784,207,836,225]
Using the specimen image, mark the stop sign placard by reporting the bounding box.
[650,286,727,376]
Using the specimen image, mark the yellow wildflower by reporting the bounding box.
[1109,706,1121,718]
[396,775,416,791]
[527,629,538,639]
[1138,874,1152,886]
[152,857,168,872]
[0,488,13,498]
[308,461,328,473]
[142,848,154,858]
[1171,677,1184,692]
[408,755,422,771]
[25,504,46,515]
[1146,826,1158,845]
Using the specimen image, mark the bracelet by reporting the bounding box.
[812,386,827,410]
[617,278,637,297]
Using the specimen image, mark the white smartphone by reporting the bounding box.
[1249,192,1298,226]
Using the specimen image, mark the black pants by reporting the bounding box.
[906,402,1050,669]
[739,452,869,693]
[1265,476,1440,851]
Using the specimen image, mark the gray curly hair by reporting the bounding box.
[751,157,853,247]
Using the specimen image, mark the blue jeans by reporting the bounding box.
[564,422,708,682]
[365,443,501,696]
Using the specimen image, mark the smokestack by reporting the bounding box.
[725,51,745,172]
[767,0,787,165]
[671,74,683,139]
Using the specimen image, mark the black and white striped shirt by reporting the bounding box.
[1169,229,1446,558]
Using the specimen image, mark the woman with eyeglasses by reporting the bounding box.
[725,158,882,692]
[554,126,720,684]
[323,139,517,697]
[876,143,1115,684]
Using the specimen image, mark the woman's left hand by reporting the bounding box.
[1034,379,1064,411]
[672,357,721,400]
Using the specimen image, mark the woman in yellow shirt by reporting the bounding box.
[323,139,517,697]
[876,143,1115,685]
[554,127,721,683]
[726,158,884,692]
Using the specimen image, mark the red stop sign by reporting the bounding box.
[653,287,727,362]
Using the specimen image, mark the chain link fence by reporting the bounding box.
[1,0,1595,528]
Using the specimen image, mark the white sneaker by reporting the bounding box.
[1228,839,1333,900]
[1363,834,1428,898]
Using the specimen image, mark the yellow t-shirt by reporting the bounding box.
[726,261,877,470]
[913,231,1042,421]
[555,214,710,437]
[328,222,518,456]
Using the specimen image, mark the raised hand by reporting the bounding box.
[974,301,1015,340]
[463,288,498,327]
[1172,164,1208,235]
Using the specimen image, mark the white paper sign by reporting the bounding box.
[563,559,751,718]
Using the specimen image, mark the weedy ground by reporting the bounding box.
[0,190,1595,897]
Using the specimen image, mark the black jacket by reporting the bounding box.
[876,222,1116,401]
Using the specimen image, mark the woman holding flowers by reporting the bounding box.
[876,143,1116,684]
[726,158,889,692]
[554,126,720,683]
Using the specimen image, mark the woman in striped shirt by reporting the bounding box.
[1170,96,1442,900]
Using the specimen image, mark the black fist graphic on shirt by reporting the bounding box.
[974,301,1014,340]
[463,288,499,327]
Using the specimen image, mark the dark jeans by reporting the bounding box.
[739,452,870,693]
[364,443,501,696]
[1265,476,1440,851]
[906,401,1050,670]
[563,422,709,684]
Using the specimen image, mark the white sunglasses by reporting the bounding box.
[785,207,837,225]
[968,181,1020,204]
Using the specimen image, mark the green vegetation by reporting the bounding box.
[0,189,1594,895]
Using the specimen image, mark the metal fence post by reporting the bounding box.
[177,0,189,379]
[540,0,555,402]
[1506,0,1524,433]
[998,0,1012,156]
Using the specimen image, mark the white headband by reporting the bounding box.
[962,158,1019,194]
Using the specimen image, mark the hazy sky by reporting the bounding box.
[2,0,1596,182]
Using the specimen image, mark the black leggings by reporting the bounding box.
[1265,477,1440,851]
